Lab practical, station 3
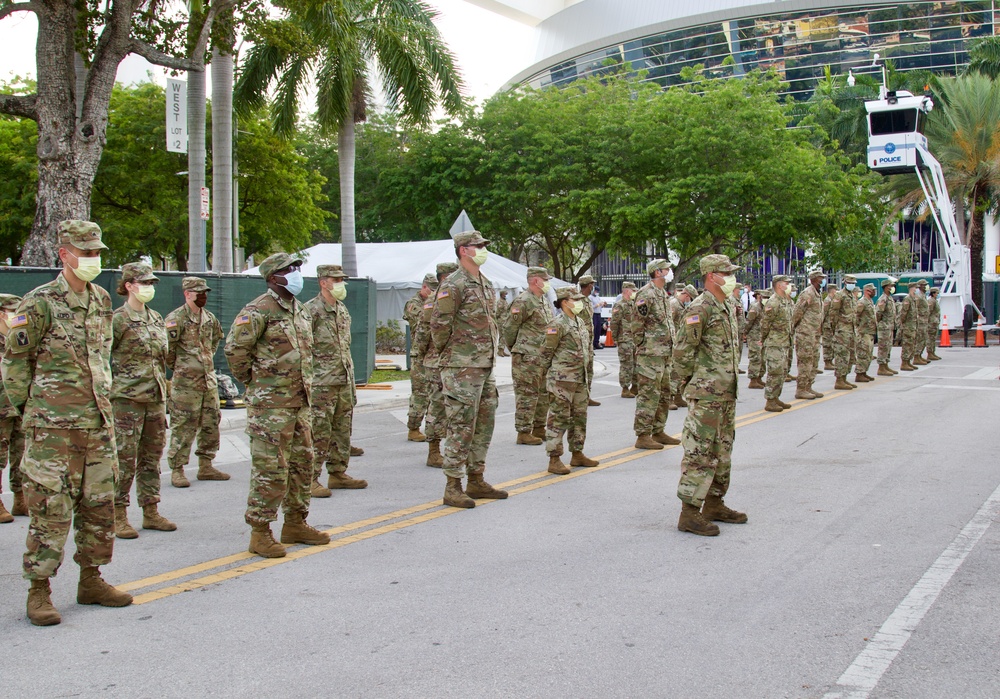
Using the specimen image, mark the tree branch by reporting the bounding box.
[0,2,41,22]
[129,39,201,72]
[0,92,38,120]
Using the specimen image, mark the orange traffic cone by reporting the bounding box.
[975,317,986,347]
[939,315,951,347]
[605,325,615,348]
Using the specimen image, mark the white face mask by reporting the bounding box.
[888,286,896,294]
[68,252,102,282]
[282,270,304,296]
[845,283,856,291]
[664,269,674,283]
[132,284,155,304]
[718,274,738,296]
[331,281,347,301]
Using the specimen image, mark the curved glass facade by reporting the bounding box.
[523,1,996,99]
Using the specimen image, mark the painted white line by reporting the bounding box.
[824,482,1000,698]
[918,385,1000,391]
[962,367,1000,380]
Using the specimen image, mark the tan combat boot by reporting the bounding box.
[784,374,796,383]
[587,397,601,407]
[824,360,835,371]
[0,498,12,524]
[27,579,61,626]
[620,387,634,398]
[667,401,678,411]
[197,460,230,481]
[280,514,330,545]
[652,431,681,446]
[900,360,916,371]
[702,494,748,523]
[350,445,365,457]
[877,364,895,377]
[747,377,765,389]
[776,398,792,410]
[516,432,543,446]
[249,524,286,558]
[466,473,508,500]
[114,505,138,539]
[808,388,825,398]
[854,373,871,383]
[531,425,547,440]
[142,504,177,532]
[634,434,664,450]
[570,451,600,467]
[834,377,854,390]
[443,477,475,508]
[311,479,332,498]
[547,455,571,475]
[912,356,929,365]
[328,472,368,489]
[171,468,190,488]
[927,351,941,360]
[673,393,688,408]
[677,502,720,536]
[407,427,427,442]
[77,567,133,607]
[888,365,899,374]
[12,490,27,516]
[426,440,444,468]
[764,398,784,412]
[629,384,638,395]
[794,388,816,400]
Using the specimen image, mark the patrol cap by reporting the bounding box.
[907,280,922,289]
[622,282,637,290]
[182,276,211,292]
[0,293,21,312]
[258,252,302,279]
[684,284,698,297]
[317,264,346,279]
[527,266,550,280]
[646,259,670,275]
[121,262,158,284]
[556,286,584,301]
[759,289,773,298]
[454,230,489,247]
[843,274,857,283]
[772,274,791,284]
[699,254,740,275]
[808,270,827,280]
[880,277,897,288]
[917,279,929,287]
[579,274,596,286]
[58,220,108,251]
[930,287,940,294]
[436,262,458,278]
[863,283,876,292]
[422,273,438,289]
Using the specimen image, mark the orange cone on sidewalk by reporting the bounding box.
[975,317,987,347]
[939,315,951,348]
[605,325,615,348]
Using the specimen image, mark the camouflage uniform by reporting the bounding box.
[668,294,687,398]
[504,270,553,437]
[744,292,767,381]
[1,224,118,581]
[632,271,675,437]
[854,285,877,376]
[876,282,897,368]
[164,278,223,477]
[760,283,793,401]
[415,263,458,449]
[540,292,592,457]
[926,290,941,355]
[225,279,314,527]
[0,294,25,518]
[898,284,920,364]
[495,293,511,357]
[579,276,597,393]
[830,280,859,379]
[914,284,930,359]
[610,287,636,391]
[674,255,742,508]
[732,293,746,368]
[822,288,837,367]
[791,275,825,394]
[404,281,432,433]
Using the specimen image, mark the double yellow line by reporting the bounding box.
[123,388,849,605]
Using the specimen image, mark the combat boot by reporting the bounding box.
[27,579,61,626]
[673,393,688,408]
[784,374,796,383]
[350,445,365,457]
[547,455,571,475]
[570,451,600,467]
[776,399,792,410]
[877,364,895,377]
[12,490,27,516]
[77,567,133,607]
[808,388,825,398]
[748,377,765,389]
[794,388,816,400]
[114,505,139,539]
[587,397,601,407]
[854,373,871,383]
[531,426,547,440]
[171,468,190,488]
[677,502,719,536]
[702,494,748,523]
[629,384,638,396]
[516,432,543,446]
[249,524,286,558]
[426,440,444,468]
[652,431,681,446]
[834,377,854,390]
[142,504,177,532]
[900,360,916,371]
[197,460,230,481]
[634,434,664,450]
[280,514,330,545]
[824,360,835,371]
[927,351,941,360]
[310,479,332,498]
[845,377,858,388]
[443,477,475,508]
[764,398,784,412]
[406,422,427,442]
[667,401,678,411]
[620,387,634,398]
[0,498,12,523]
[466,473,508,499]
[912,356,929,366]
[328,472,368,489]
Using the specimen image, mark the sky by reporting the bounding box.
[0,1,537,105]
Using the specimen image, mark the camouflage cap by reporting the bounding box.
[58,220,108,251]
[317,264,346,279]
[422,273,438,289]
[759,289,773,298]
[646,259,671,275]
[579,274,596,286]
[863,283,876,292]
[182,276,211,292]
[121,262,158,284]
[880,277,897,288]
[436,262,459,278]
[526,266,550,280]
[808,270,827,280]
[0,293,22,312]
[454,230,489,247]
[622,281,637,290]
[684,284,699,297]
[259,252,302,279]
[556,286,585,301]
[907,281,922,289]
[699,254,740,275]
[843,274,857,283]
[772,274,791,284]
[917,279,929,287]
[930,287,940,294]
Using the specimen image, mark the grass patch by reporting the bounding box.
[367,368,411,383]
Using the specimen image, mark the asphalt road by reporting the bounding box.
[1,345,998,698]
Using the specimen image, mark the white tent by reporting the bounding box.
[245,240,571,323]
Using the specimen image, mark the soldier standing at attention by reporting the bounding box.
[791,270,826,400]
[225,252,329,558]
[0,294,25,523]
[731,285,746,375]
[632,259,680,450]
[760,275,794,412]
[830,275,859,390]
[854,283,878,383]
[414,262,457,468]
[111,263,176,539]
[164,277,228,487]
[505,266,553,445]
[540,286,598,475]
[926,287,942,360]
[898,281,921,371]
[875,278,899,376]
[913,280,931,365]
[674,254,745,537]
[822,284,838,370]
[2,220,133,626]
[496,290,511,357]
[578,275,601,406]
[745,289,769,389]
[305,265,367,497]
[430,231,506,509]
[610,282,638,397]
[403,274,436,442]
[667,285,695,408]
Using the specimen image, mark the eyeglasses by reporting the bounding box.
[464,243,487,249]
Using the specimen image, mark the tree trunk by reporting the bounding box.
[187,67,207,271]
[338,116,358,276]
[211,46,233,273]
[969,190,985,309]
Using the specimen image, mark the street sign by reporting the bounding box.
[166,78,187,154]
[200,187,210,220]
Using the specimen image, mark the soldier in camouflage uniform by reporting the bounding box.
[305,264,366,497]
[898,281,921,371]
[540,286,598,474]
[731,285,746,375]
[830,275,859,390]
[745,289,769,389]
[667,285,696,407]
[164,276,228,487]
[505,266,553,445]
[610,282,638,397]
[854,283,878,383]
[403,274,437,442]
[429,231,507,509]
[760,275,794,412]
[926,287,942,360]
[414,262,458,468]
[913,280,931,364]
[496,290,511,357]
[0,294,25,523]
[225,252,329,558]
[111,263,176,539]
[791,270,826,400]
[2,220,133,626]
[875,278,899,376]
[821,285,838,370]
[578,275,601,406]
[631,259,680,450]
[674,254,746,537]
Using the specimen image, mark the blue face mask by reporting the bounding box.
[282,270,304,296]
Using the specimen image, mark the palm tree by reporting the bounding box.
[965,36,1000,80]
[234,0,465,275]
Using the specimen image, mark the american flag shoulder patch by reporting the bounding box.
[9,314,27,328]
[437,290,450,299]
[235,314,251,326]
[546,327,558,334]
[165,320,178,328]
[511,307,520,314]
[636,299,646,305]
[686,315,700,325]
[423,302,434,310]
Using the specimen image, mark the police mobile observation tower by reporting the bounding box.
[859,54,977,325]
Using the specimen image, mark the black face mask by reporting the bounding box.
[194,293,208,308]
